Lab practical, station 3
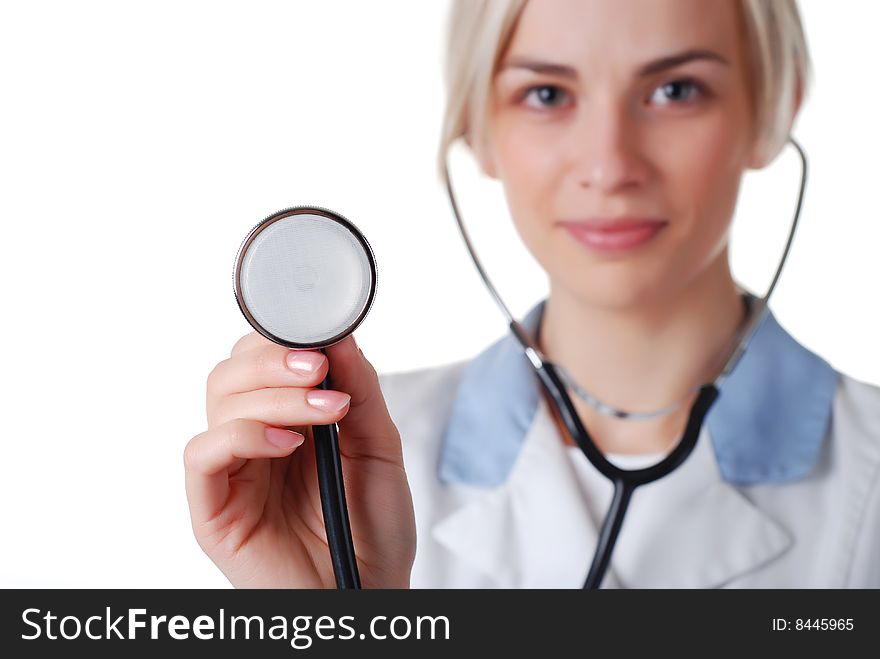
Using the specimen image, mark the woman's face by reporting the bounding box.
[481,0,760,310]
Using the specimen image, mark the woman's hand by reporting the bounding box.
[184,333,416,588]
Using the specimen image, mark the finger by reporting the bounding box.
[230,331,272,357]
[184,419,305,524]
[209,386,351,430]
[231,330,331,358]
[208,345,329,399]
[323,334,403,462]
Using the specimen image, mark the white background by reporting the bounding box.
[0,0,877,587]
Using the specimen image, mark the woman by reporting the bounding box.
[183,0,880,588]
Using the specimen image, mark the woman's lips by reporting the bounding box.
[560,218,668,254]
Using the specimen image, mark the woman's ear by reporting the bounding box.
[465,130,500,180]
[746,77,804,170]
[746,136,773,171]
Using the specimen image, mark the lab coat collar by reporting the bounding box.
[433,297,835,588]
[438,297,838,488]
[432,395,796,587]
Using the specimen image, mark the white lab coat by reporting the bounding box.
[377,302,880,588]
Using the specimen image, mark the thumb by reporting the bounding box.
[322,334,402,463]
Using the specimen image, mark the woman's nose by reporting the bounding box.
[570,98,649,193]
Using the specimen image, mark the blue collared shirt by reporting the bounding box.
[438,299,838,488]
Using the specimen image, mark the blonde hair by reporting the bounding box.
[436,0,812,180]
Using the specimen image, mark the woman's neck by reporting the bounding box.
[537,253,745,454]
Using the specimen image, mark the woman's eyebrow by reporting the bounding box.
[637,48,730,75]
[498,48,730,79]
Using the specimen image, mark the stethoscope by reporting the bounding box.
[229,136,807,591]
[233,207,375,589]
[441,136,809,589]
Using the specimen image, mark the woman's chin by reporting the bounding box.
[551,270,674,313]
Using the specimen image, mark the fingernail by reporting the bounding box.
[286,350,325,374]
[265,427,305,449]
[305,389,351,413]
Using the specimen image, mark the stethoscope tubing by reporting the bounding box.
[444,137,808,589]
[535,358,719,588]
[313,364,362,589]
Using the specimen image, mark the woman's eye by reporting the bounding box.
[516,79,706,111]
[521,85,570,109]
[649,79,705,106]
